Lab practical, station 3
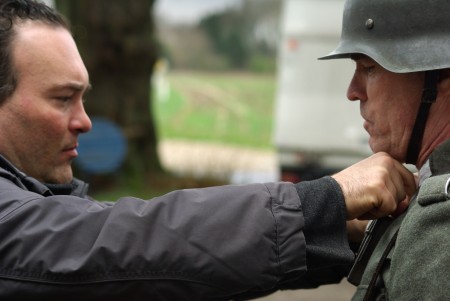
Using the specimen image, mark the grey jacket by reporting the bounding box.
[351,139,450,301]
[0,156,353,300]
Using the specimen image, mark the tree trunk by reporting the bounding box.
[55,0,162,181]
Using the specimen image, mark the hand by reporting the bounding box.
[331,152,417,220]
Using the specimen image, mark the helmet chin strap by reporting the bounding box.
[405,70,439,165]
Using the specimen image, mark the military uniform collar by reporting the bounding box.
[418,138,450,185]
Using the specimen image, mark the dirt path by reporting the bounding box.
[157,139,278,183]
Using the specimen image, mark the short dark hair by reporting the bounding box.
[0,0,68,104]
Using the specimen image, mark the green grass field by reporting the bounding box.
[91,71,277,200]
[152,71,276,150]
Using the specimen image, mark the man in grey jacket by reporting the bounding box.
[0,0,416,300]
[320,0,450,299]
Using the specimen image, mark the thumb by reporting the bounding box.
[392,172,418,217]
[392,196,411,217]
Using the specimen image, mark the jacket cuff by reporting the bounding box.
[295,177,354,272]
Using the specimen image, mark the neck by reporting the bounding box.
[416,109,450,169]
[415,73,450,169]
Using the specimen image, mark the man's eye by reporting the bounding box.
[56,96,71,102]
[364,66,375,73]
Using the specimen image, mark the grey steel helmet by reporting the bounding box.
[320,0,450,164]
[319,0,450,73]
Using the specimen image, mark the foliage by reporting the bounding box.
[199,10,251,69]
[159,0,281,72]
[156,24,230,70]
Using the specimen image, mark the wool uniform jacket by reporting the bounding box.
[351,138,450,301]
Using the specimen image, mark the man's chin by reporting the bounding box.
[368,139,378,153]
[45,168,73,184]
[369,143,406,162]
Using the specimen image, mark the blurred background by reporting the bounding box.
[44,0,372,299]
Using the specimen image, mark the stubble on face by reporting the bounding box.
[0,21,90,184]
[350,57,424,162]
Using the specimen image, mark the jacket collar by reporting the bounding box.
[419,138,450,185]
[0,155,89,197]
[429,138,450,176]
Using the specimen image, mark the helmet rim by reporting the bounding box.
[320,0,450,73]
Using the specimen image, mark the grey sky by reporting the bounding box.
[155,0,242,24]
[44,0,241,25]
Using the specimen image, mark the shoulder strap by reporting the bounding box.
[347,217,395,285]
[362,229,398,301]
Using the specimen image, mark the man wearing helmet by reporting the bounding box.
[0,0,420,300]
[321,0,450,299]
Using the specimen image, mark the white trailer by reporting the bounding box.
[273,0,371,182]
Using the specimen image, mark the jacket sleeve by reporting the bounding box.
[0,178,351,301]
[293,177,355,288]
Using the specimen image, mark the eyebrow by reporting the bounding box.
[48,82,92,93]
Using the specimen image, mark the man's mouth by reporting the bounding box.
[63,143,79,158]
[362,118,372,134]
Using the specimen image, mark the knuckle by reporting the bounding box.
[370,173,387,190]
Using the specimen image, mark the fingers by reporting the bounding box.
[391,158,418,198]
[382,161,418,217]
[392,197,411,217]
[332,152,418,220]
[393,172,419,216]
[366,153,418,218]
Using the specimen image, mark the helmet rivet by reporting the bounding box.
[365,19,374,29]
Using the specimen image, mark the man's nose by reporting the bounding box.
[347,73,367,102]
[70,101,92,134]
